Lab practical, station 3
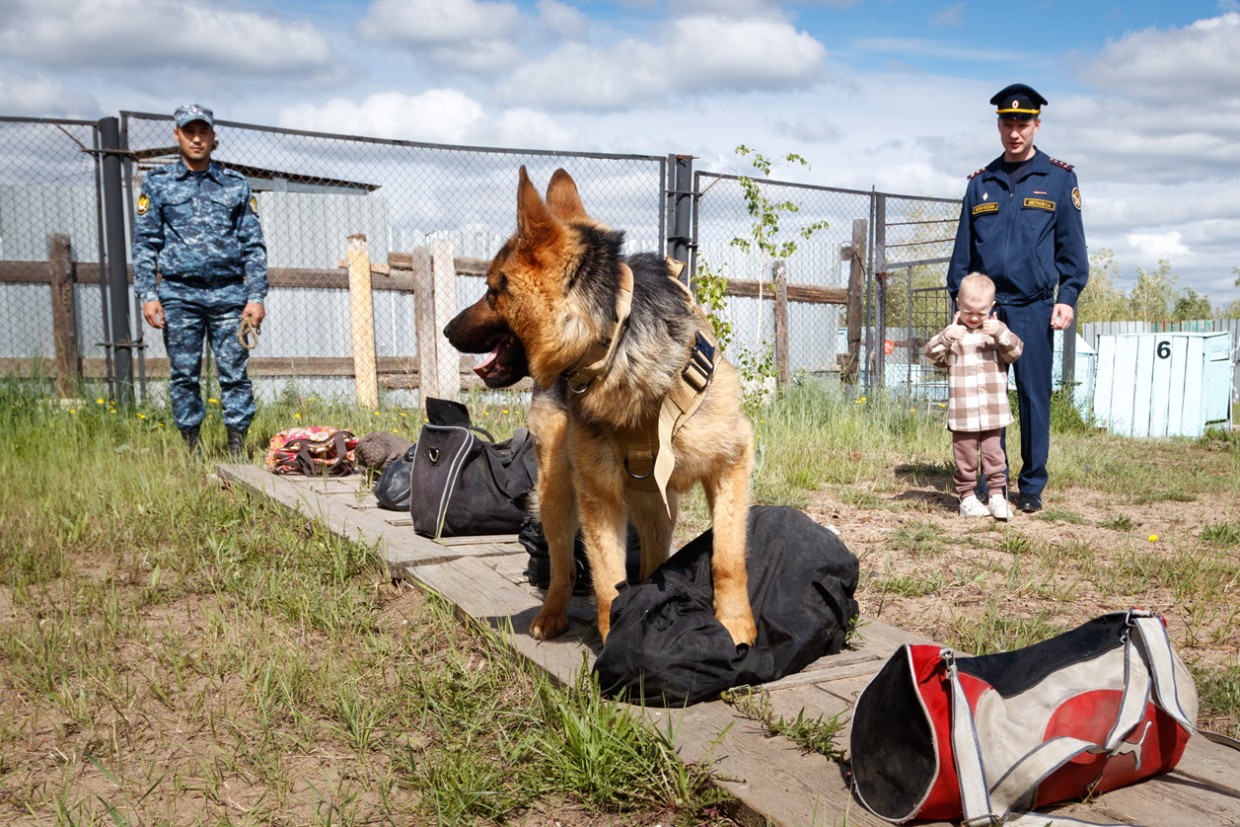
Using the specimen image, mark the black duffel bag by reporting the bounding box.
[408,398,537,539]
[593,505,860,706]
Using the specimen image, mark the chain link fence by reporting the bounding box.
[692,172,872,384]
[121,112,668,408]
[3,110,983,410]
[0,117,107,396]
[873,192,961,401]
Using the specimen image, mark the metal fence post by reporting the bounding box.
[667,154,694,279]
[868,192,887,396]
[98,116,134,406]
[1062,317,1077,391]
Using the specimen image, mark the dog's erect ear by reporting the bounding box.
[516,166,557,246]
[545,169,587,221]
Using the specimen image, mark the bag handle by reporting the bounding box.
[949,610,1211,827]
[479,428,531,501]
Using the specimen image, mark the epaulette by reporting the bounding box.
[967,168,986,180]
[1049,157,1073,171]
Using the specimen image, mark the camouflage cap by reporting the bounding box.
[174,104,214,128]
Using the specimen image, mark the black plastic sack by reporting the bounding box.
[519,517,643,596]
[372,445,415,511]
[593,506,859,706]
[408,398,538,539]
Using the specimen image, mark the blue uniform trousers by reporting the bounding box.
[998,297,1053,498]
[160,281,254,432]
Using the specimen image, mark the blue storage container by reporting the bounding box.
[1093,331,1232,438]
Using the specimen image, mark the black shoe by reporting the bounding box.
[180,424,201,453]
[1017,493,1043,513]
[226,427,247,459]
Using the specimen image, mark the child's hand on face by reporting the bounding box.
[982,316,1003,337]
[943,311,967,342]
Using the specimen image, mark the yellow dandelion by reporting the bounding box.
[938,402,947,409]
[157,422,165,428]
[208,397,219,404]
[374,410,380,416]
[137,412,146,420]
[96,397,104,405]
[401,412,408,418]
[1148,534,1158,543]
[502,408,510,414]
[69,408,77,415]
[294,412,302,419]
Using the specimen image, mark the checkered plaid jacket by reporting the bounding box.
[924,324,1023,432]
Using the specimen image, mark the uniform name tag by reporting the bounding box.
[971,202,999,216]
[1023,198,1056,212]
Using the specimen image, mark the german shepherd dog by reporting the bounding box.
[443,167,756,646]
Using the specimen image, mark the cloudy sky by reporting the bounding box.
[2,0,1238,303]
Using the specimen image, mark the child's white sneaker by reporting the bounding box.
[959,494,989,518]
[989,494,1011,521]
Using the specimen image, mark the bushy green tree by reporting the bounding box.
[1128,259,1179,322]
[1172,288,1213,321]
[1076,248,1130,323]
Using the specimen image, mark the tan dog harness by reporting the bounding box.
[565,258,717,513]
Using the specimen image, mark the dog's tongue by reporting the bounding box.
[474,347,500,378]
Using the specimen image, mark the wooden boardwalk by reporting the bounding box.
[220,464,1240,827]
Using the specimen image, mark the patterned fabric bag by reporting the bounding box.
[265,426,358,476]
[847,610,1239,826]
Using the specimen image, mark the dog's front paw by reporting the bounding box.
[530,608,569,640]
[718,612,757,648]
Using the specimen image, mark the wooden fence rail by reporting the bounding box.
[1,230,867,402]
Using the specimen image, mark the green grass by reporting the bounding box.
[4,373,1239,826]
[0,378,726,825]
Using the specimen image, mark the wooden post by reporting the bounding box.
[772,259,790,386]
[412,246,439,406]
[49,234,81,398]
[346,234,379,409]
[430,239,461,403]
[843,218,867,384]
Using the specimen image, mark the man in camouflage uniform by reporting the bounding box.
[132,104,268,457]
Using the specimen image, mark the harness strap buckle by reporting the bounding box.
[682,332,716,392]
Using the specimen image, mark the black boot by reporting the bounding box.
[180,424,201,453]
[227,427,247,459]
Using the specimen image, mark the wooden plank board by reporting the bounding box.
[227,467,1240,827]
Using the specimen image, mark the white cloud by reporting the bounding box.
[0,68,96,116]
[493,108,576,149]
[1126,231,1190,260]
[538,0,589,37]
[357,0,521,45]
[670,15,826,88]
[425,41,524,73]
[1089,12,1240,103]
[276,89,575,149]
[494,12,825,110]
[279,90,486,145]
[0,0,333,74]
[931,3,965,27]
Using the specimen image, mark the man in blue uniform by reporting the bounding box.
[947,83,1088,513]
[132,104,268,457]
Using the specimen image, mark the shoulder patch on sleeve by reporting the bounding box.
[1049,157,1074,171]
[249,195,259,215]
[136,193,150,215]
[1072,187,1082,210]
[967,167,986,180]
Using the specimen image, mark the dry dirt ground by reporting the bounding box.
[803,478,1240,678]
